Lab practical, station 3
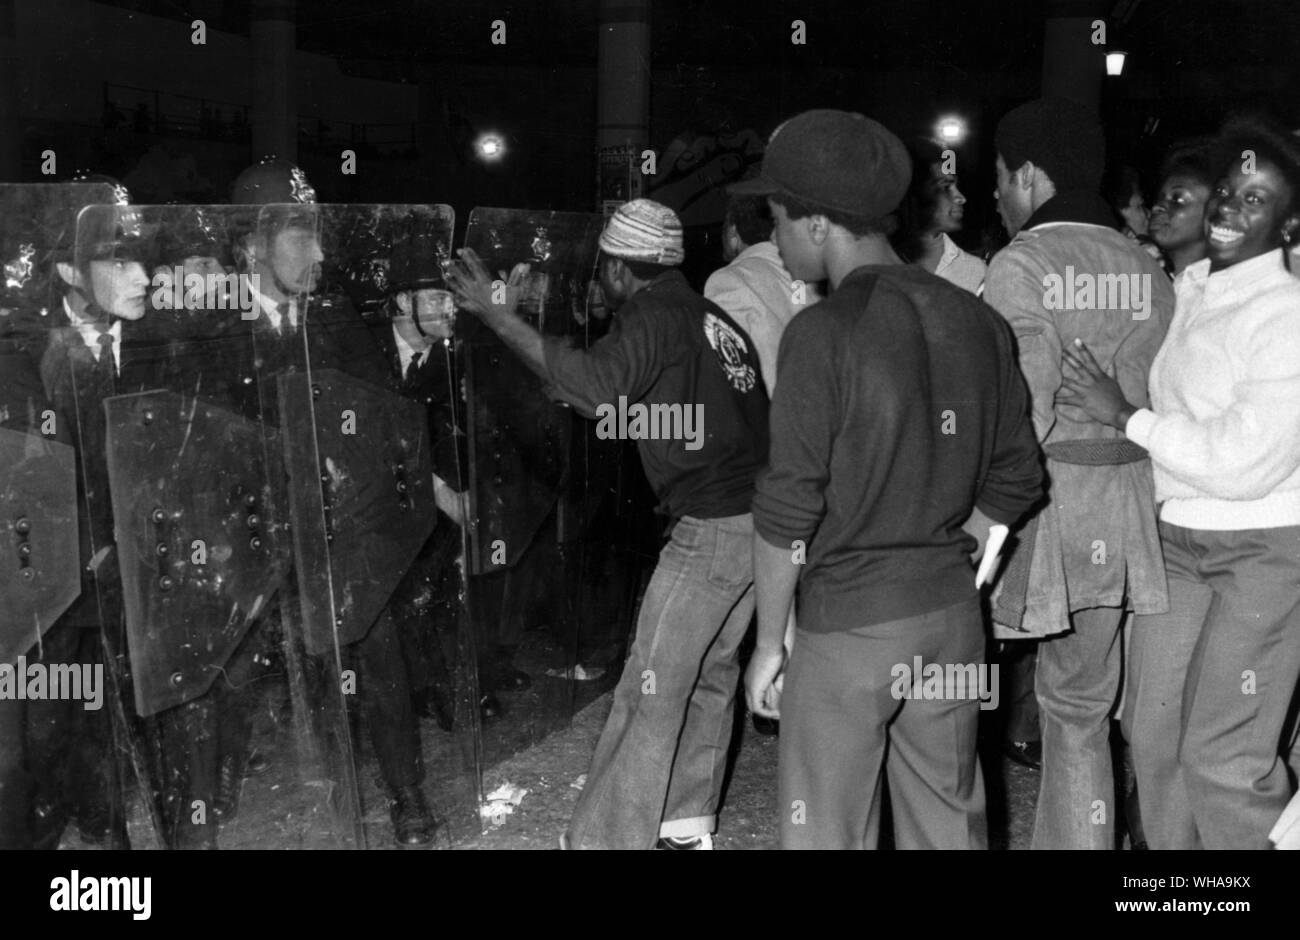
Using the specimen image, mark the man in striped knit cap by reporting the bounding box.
[448,198,769,849]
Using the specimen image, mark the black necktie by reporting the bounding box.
[404,352,422,384]
[95,332,116,390]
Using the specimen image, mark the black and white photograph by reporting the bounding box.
[1,0,1298,918]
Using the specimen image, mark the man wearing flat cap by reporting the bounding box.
[738,109,1043,849]
[449,198,769,850]
[984,97,1172,850]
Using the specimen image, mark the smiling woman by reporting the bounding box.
[1058,114,1300,849]
[1147,138,1220,276]
[1203,121,1300,271]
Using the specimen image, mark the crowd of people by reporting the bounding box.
[497,99,1300,850]
[4,93,1300,852]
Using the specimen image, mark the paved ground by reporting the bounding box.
[451,690,1043,849]
[83,663,1048,850]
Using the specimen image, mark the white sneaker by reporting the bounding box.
[656,833,714,850]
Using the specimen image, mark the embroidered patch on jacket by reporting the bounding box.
[703,312,756,393]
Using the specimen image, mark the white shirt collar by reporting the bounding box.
[736,240,780,264]
[248,282,298,333]
[63,297,122,371]
[391,323,428,374]
[1181,249,1290,294]
[935,233,962,270]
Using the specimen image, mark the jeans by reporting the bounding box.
[1032,605,1125,849]
[566,513,754,849]
[1125,522,1300,849]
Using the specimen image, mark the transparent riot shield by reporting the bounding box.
[0,427,79,667]
[459,208,633,772]
[0,186,96,669]
[73,202,353,849]
[0,340,83,850]
[270,202,480,846]
[0,183,159,850]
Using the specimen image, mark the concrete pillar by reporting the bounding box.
[251,0,297,162]
[1040,0,1109,112]
[596,0,650,208]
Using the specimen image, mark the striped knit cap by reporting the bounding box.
[598,198,684,266]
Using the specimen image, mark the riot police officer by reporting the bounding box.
[36,181,150,849]
[369,232,467,731]
[119,203,265,849]
[227,157,435,845]
[0,187,83,848]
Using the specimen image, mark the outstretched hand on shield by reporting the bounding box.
[446,247,531,320]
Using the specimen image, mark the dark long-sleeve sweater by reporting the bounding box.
[752,264,1043,632]
[542,270,769,521]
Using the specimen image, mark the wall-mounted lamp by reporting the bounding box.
[936,117,966,145]
[475,132,506,162]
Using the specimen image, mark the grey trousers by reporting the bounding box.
[778,597,987,849]
[1125,522,1300,849]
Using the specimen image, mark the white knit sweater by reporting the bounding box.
[1126,250,1300,530]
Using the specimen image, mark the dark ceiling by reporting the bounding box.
[95,0,1300,75]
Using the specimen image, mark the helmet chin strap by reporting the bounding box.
[266,264,291,301]
[398,307,436,348]
[256,260,308,309]
[412,306,432,339]
[394,291,435,341]
[67,286,112,329]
